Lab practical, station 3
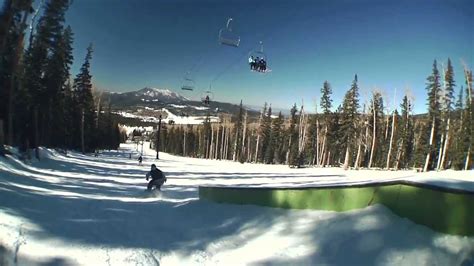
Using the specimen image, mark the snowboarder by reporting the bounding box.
[146,164,167,191]
[138,155,143,165]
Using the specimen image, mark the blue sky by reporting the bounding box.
[31,0,474,113]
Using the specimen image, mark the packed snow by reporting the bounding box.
[0,142,473,265]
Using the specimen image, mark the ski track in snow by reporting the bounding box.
[0,142,473,265]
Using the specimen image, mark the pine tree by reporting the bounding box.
[0,0,33,148]
[438,58,455,169]
[74,44,95,153]
[271,111,284,164]
[452,86,464,168]
[326,105,343,166]
[287,104,299,167]
[368,91,384,168]
[232,100,244,161]
[395,95,414,169]
[341,74,360,169]
[201,112,211,158]
[461,68,473,169]
[423,60,442,171]
[262,105,273,163]
[47,25,74,147]
[22,0,70,150]
[306,112,319,165]
[254,103,267,162]
[319,81,333,166]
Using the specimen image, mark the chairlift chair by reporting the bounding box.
[218,18,240,47]
[248,41,271,73]
[181,76,195,91]
[201,90,214,105]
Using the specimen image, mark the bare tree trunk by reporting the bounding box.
[224,126,230,160]
[368,100,377,168]
[319,125,327,166]
[439,118,450,170]
[96,95,102,128]
[423,117,436,172]
[183,127,186,156]
[214,125,220,159]
[241,111,247,161]
[209,124,214,159]
[286,136,291,164]
[362,121,369,167]
[220,124,225,159]
[247,130,252,162]
[232,125,238,161]
[254,134,260,163]
[465,147,471,170]
[386,111,396,169]
[343,146,350,170]
[354,140,362,169]
[219,126,223,159]
[315,118,320,166]
[298,109,308,155]
[436,131,445,170]
[198,127,202,158]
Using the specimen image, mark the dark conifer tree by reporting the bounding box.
[262,105,273,163]
[22,0,70,150]
[47,25,74,147]
[437,58,456,169]
[73,44,95,153]
[0,0,33,149]
[396,95,414,169]
[422,60,442,171]
[341,74,360,169]
[254,103,267,162]
[271,111,284,164]
[232,100,244,161]
[287,104,299,167]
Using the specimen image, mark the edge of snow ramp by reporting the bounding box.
[198,180,474,236]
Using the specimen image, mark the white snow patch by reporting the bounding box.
[169,104,186,109]
[192,106,209,110]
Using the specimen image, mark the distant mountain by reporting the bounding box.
[103,87,260,119]
[106,87,187,107]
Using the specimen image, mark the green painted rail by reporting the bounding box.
[199,181,474,236]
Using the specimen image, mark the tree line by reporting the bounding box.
[157,60,473,171]
[0,0,122,158]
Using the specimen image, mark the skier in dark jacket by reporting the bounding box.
[146,164,167,191]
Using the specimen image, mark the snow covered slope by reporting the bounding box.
[0,143,473,265]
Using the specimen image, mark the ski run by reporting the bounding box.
[0,142,473,265]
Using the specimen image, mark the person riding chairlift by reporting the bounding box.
[249,56,256,70]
